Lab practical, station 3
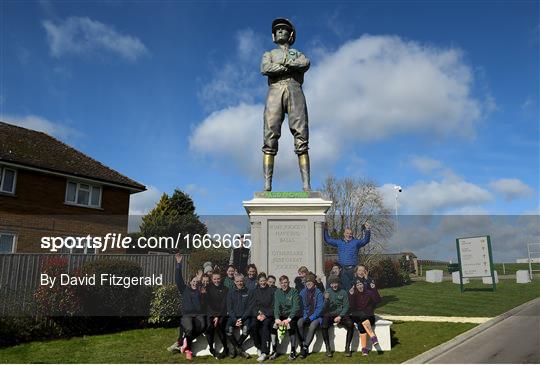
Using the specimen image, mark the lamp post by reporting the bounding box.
[394,185,402,253]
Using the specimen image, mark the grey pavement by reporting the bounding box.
[406,297,540,364]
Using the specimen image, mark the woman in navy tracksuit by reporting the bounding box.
[248,272,275,362]
[173,254,206,360]
[225,274,251,359]
[297,274,324,358]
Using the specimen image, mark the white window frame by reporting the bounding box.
[148,251,169,255]
[70,244,97,255]
[58,236,97,254]
[65,180,102,208]
[0,166,17,194]
[0,233,17,253]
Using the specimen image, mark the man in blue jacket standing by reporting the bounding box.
[324,221,372,291]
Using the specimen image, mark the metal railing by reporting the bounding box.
[528,243,540,280]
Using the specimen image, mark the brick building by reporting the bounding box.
[0,121,145,253]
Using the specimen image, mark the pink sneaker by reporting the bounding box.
[185,350,193,360]
[180,338,188,353]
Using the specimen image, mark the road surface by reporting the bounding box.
[428,298,540,363]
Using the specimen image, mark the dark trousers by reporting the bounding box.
[276,315,299,352]
[205,316,228,352]
[251,316,274,355]
[180,315,206,349]
[321,315,354,351]
[342,266,355,291]
[226,317,252,350]
[297,317,320,349]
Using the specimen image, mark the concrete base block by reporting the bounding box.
[516,270,531,283]
[188,318,393,356]
[452,271,469,284]
[426,270,443,283]
[482,271,499,284]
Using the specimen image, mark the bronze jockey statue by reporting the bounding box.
[261,18,311,192]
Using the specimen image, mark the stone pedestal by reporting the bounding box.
[516,270,531,283]
[482,271,499,284]
[452,271,469,284]
[426,269,443,283]
[243,192,332,281]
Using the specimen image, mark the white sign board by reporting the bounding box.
[457,236,492,278]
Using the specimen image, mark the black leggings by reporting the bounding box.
[181,315,206,349]
[205,316,228,352]
[251,316,274,355]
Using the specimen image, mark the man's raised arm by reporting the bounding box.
[323,226,340,248]
[354,229,371,249]
[175,254,186,292]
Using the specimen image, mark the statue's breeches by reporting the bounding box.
[262,82,309,156]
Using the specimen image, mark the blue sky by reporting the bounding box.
[2,1,539,260]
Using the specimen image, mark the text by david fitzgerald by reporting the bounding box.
[40,273,163,289]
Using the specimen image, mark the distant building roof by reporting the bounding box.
[381,252,418,259]
[0,121,145,192]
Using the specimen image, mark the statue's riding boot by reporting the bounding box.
[263,154,274,191]
[298,153,311,191]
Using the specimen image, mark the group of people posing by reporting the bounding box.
[168,222,377,361]
[169,262,380,361]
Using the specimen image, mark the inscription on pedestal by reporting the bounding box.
[268,220,308,279]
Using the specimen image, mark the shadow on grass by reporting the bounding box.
[377,295,399,309]
[375,327,399,355]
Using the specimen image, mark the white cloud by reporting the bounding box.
[306,35,483,141]
[410,156,444,175]
[198,28,266,110]
[185,183,208,197]
[129,185,162,215]
[2,114,79,139]
[489,178,534,201]
[236,28,262,60]
[190,34,487,180]
[521,96,535,110]
[388,215,540,262]
[189,103,339,183]
[42,16,148,61]
[380,178,492,215]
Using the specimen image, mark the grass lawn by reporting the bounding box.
[0,321,475,363]
[378,279,540,317]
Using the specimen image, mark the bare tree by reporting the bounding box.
[321,175,394,267]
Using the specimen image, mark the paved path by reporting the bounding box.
[378,314,490,323]
[409,297,540,363]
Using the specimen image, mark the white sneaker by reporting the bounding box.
[167,341,181,353]
[257,350,262,356]
[257,353,267,362]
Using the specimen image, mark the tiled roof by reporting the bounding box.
[0,121,145,191]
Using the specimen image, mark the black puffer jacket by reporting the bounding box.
[205,283,229,316]
[249,285,274,317]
